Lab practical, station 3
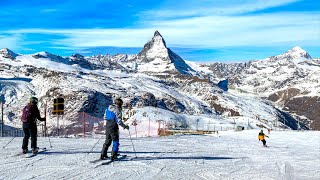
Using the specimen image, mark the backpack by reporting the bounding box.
[21,105,32,123]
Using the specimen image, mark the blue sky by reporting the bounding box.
[0,0,319,62]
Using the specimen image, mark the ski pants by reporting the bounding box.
[101,120,119,156]
[262,139,266,146]
[22,127,37,150]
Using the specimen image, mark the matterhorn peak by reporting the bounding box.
[154,30,163,37]
[151,30,167,48]
[134,31,197,75]
[0,48,18,59]
[135,30,168,63]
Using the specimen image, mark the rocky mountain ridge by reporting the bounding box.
[0,31,318,134]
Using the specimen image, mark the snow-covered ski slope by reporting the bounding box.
[1,130,319,180]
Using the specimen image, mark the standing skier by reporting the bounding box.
[258,130,269,147]
[21,97,46,154]
[101,98,129,160]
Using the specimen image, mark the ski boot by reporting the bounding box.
[100,154,109,160]
[32,147,39,154]
[111,152,118,160]
[22,149,28,154]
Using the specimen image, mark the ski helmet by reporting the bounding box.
[114,98,123,107]
[29,97,38,104]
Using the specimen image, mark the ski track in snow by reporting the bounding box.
[0,130,319,180]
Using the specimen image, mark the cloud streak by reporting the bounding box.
[0,34,23,50]
[3,12,319,49]
[139,0,302,18]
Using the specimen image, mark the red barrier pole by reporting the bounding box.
[44,101,47,137]
[157,121,160,136]
[163,121,165,136]
[82,112,85,138]
[135,122,137,138]
[165,121,168,136]
[57,115,60,136]
[148,118,150,137]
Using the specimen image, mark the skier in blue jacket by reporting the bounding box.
[100,98,129,160]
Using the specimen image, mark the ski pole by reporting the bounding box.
[2,137,16,148]
[128,129,137,158]
[48,136,53,148]
[88,138,101,154]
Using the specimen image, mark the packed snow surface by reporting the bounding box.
[1,130,319,180]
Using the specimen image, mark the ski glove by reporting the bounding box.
[125,125,129,130]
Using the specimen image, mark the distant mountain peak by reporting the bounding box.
[291,46,304,51]
[0,48,18,59]
[269,46,312,61]
[71,53,85,59]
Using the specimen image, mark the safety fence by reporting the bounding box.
[78,112,168,138]
[77,112,233,138]
[0,112,242,138]
[0,129,24,137]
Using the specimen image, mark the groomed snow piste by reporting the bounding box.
[1,130,319,180]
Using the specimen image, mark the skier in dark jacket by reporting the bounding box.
[258,130,269,147]
[100,98,129,160]
[21,97,46,154]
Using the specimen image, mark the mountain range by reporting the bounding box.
[0,31,319,135]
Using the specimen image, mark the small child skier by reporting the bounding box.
[258,130,269,147]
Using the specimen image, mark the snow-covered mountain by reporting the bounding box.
[196,47,319,130]
[0,48,18,59]
[134,31,197,76]
[0,31,317,135]
[268,46,312,61]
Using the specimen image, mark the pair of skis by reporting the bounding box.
[90,155,128,166]
[26,148,47,158]
[14,148,47,158]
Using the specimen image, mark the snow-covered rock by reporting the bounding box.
[194,47,319,130]
[135,31,197,75]
[0,48,18,59]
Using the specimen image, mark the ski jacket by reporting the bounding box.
[258,132,268,140]
[104,105,126,129]
[22,103,45,129]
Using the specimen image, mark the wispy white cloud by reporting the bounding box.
[0,34,23,50]
[3,12,319,49]
[140,0,302,18]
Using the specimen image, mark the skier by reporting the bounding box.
[100,98,129,160]
[21,97,46,154]
[258,130,269,147]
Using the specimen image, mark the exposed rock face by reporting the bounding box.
[283,96,320,130]
[206,62,247,79]
[268,88,301,105]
